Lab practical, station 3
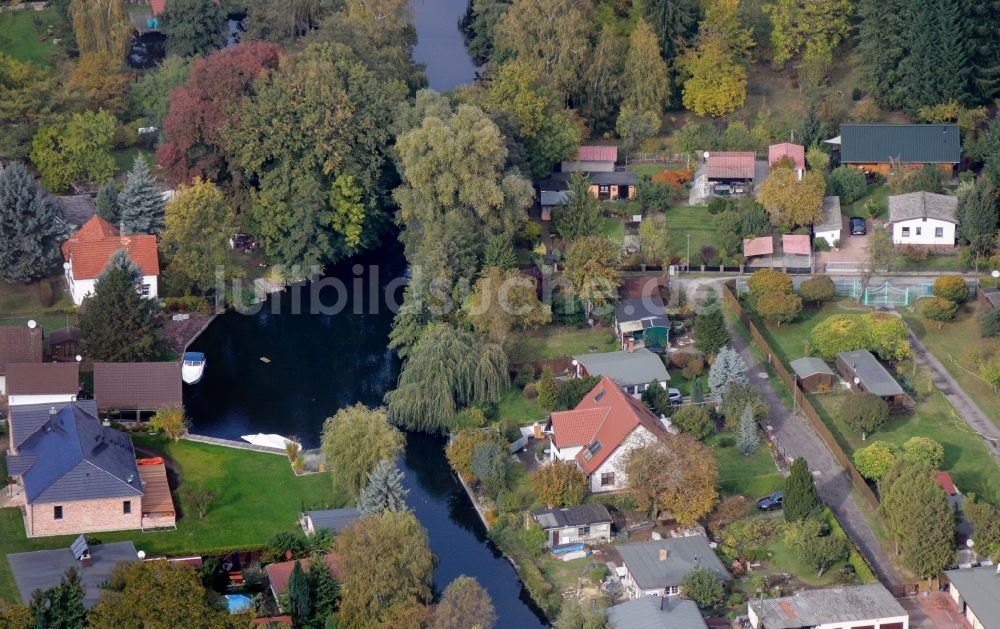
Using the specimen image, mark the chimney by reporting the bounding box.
[79,551,92,568]
[658,549,668,561]
[627,338,635,353]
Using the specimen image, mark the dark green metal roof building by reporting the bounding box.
[839,124,961,164]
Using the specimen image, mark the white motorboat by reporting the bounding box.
[241,433,300,452]
[182,352,206,384]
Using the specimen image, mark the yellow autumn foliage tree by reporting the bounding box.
[757,167,826,228]
[161,178,240,291]
[622,436,719,525]
[678,34,748,117]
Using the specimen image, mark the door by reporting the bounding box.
[552,530,559,546]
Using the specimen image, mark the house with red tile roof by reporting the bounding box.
[545,376,671,493]
[768,142,805,178]
[61,216,159,305]
[706,151,755,182]
[562,145,618,173]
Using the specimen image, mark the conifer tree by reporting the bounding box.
[737,406,759,455]
[897,0,971,113]
[784,458,820,522]
[358,459,410,516]
[79,250,166,362]
[691,377,704,404]
[286,560,312,623]
[308,560,340,624]
[96,179,120,225]
[880,460,954,577]
[118,155,165,234]
[552,172,601,242]
[955,178,999,252]
[708,346,748,399]
[693,291,729,357]
[0,162,64,282]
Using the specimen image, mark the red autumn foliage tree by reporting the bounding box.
[156,41,283,186]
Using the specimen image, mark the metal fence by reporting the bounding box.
[722,282,881,511]
[832,279,933,306]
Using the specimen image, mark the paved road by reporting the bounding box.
[725,316,902,586]
[906,324,1000,464]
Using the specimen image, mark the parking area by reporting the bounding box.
[815,216,871,272]
[899,591,971,629]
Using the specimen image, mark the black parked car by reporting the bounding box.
[757,491,784,511]
[849,216,867,235]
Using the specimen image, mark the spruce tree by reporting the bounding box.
[880,461,954,577]
[483,236,518,271]
[708,346,748,399]
[897,0,972,113]
[286,560,312,622]
[118,155,165,234]
[0,162,64,282]
[968,1,1000,102]
[955,178,999,252]
[737,406,760,455]
[358,459,410,516]
[784,458,820,523]
[307,560,340,623]
[693,293,729,357]
[800,102,822,148]
[690,377,704,404]
[858,0,908,109]
[96,179,120,225]
[79,250,166,362]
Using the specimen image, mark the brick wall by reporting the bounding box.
[27,497,141,537]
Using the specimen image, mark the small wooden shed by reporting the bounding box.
[789,357,835,393]
[48,327,80,362]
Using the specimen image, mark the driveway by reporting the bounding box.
[815,216,871,273]
[689,163,709,205]
[906,325,1000,464]
[900,592,971,629]
[719,284,902,586]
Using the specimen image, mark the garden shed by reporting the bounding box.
[835,350,908,406]
[789,357,834,392]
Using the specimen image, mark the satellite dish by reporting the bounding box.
[75,355,83,363]
[27,320,37,329]
[993,270,1000,279]
[704,151,711,160]
[853,377,861,386]
[63,262,71,270]
[967,539,976,549]
[137,550,146,560]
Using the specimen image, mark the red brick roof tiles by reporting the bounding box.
[782,234,812,256]
[768,143,806,170]
[576,146,618,163]
[62,216,159,280]
[707,151,755,179]
[743,236,774,257]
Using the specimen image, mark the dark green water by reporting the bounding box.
[185,243,548,627]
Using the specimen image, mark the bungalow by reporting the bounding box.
[0,323,44,395]
[546,376,670,493]
[946,565,1000,629]
[616,536,729,599]
[835,350,908,406]
[540,190,569,221]
[539,171,637,204]
[573,349,669,398]
[5,403,145,537]
[789,357,835,393]
[7,537,139,609]
[300,508,362,536]
[62,215,160,305]
[836,124,960,177]
[93,362,183,421]
[769,142,805,179]
[530,503,613,548]
[614,296,669,352]
[814,196,842,248]
[887,192,957,247]
[706,151,755,184]
[747,584,908,629]
[606,596,707,629]
[4,363,79,408]
[562,145,618,173]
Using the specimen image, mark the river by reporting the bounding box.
[410,0,478,91]
[185,243,548,627]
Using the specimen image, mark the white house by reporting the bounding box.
[5,363,79,408]
[616,537,728,599]
[0,324,44,396]
[815,196,842,248]
[61,215,160,306]
[748,584,908,629]
[945,566,1000,629]
[572,349,669,398]
[886,192,957,247]
[561,145,617,173]
[530,504,613,548]
[546,376,670,493]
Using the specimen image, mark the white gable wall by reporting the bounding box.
[590,425,660,493]
[8,393,76,408]
[816,227,841,248]
[67,270,159,306]
[890,218,954,246]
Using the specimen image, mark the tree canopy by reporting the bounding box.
[623,437,719,524]
[30,110,116,193]
[321,404,405,499]
[0,162,63,282]
[161,178,239,292]
[162,0,227,58]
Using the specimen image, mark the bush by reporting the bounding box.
[671,404,714,440]
[921,297,958,328]
[932,276,970,303]
[755,292,803,325]
[837,392,889,437]
[720,383,768,431]
[447,429,503,480]
[813,238,831,252]
[536,367,559,410]
[557,375,601,410]
[799,275,836,304]
[588,565,608,585]
[851,87,863,101]
[531,461,588,507]
[748,269,793,298]
[827,166,868,204]
[522,383,538,399]
[451,407,487,430]
[902,436,944,469]
[680,566,725,608]
[811,313,911,361]
[681,356,705,380]
[708,197,729,215]
[980,308,1000,337]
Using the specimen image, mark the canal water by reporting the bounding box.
[410,0,478,91]
[185,243,548,627]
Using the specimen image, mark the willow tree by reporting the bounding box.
[385,323,508,433]
[69,0,133,61]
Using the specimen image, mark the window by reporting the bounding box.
[600,472,615,486]
[577,525,590,537]
[123,500,131,515]
[901,227,910,237]
[139,284,151,297]
[915,226,922,236]
[935,227,944,238]
[666,586,680,596]
[594,389,606,402]
[599,185,610,193]
[54,506,63,520]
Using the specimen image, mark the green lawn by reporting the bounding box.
[0,275,76,333]
[709,433,784,499]
[0,436,345,603]
[843,185,890,219]
[600,216,624,242]
[493,387,547,426]
[628,163,665,177]
[902,303,1000,431]
[663,206,716,265]
[0,8,61,66]
[113,147,156,175]
[509,326,619,364]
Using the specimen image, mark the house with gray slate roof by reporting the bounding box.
[5,403,144,537]
[573,349,669,398]
[747,583,908,629]
[531,504,613,548]
[301,508,363,535]
[946,565,1000,629]
[887,192,958,247]
[835,350,909,407]
[616,537,728,599]
[606,595,707,629]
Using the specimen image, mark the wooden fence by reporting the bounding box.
[722,282,881,511]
